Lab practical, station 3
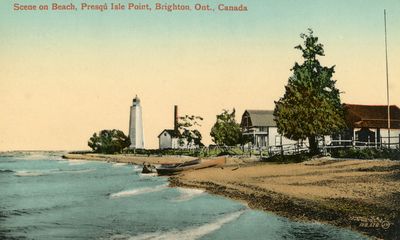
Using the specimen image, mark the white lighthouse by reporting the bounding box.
[129,95,145,149]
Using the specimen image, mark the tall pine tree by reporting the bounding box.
[274,29,345,154]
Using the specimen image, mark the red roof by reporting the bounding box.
[344,104,400,129]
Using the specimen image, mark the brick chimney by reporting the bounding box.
[174,105,178,132]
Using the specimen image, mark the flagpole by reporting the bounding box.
[384,9,391,148]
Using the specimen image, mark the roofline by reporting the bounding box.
[157,129,175,138]
[344,103,399,108]
[244,109,274,111]
[355,119,400,121]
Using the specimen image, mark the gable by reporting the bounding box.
[241,110,276,128]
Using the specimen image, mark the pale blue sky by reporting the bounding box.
[1,1,399,47]
[0,0,399,150]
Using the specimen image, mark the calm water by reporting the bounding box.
[0,152,368,240]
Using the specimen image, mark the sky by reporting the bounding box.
[0,0,399,150]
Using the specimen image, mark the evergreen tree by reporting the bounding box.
[274,29,345,154]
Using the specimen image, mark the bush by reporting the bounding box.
[261,153,311,164]
[88,129,130,154]
[122,147,249,158]
[330,148,400,160]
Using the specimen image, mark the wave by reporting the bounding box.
[14,168,96,177]
[139,173,158,178]
[133,165,141,169]
[68,160,89,165]
[58,168,96,174]
[8,152,63,161]
[1,204,72,218]
[14,170,46,177]
[109,184,167,199]
[172,188,205,202]
[120,210,245,240]
[0,169,14,173]
[112,163,128,167]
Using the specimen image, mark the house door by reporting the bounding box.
[356,128,375,145]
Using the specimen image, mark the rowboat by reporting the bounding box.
[156,157,226,176]
[141,163,157,174]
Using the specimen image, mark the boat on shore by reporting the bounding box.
[141,162,157,174]
[156,157,226,176]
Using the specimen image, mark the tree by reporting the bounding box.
[274,29,345,154]
[210,109,243,146]
[177,115,204,148]
[88,129,130,154]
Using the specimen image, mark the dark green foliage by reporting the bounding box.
[177,115,204,148]
[262,153,311,164]
[68,150,93,154]
[88,129,130,154]
[210,109,244,146]
[331,148,400,160]
[274,29,346,154]
[122,146,248,158]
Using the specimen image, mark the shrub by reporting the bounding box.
[88,129,130,154]
[330,148,400,160]
[261,153,311,164]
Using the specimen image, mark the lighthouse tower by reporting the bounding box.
[129,95,144,149]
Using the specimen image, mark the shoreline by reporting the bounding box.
[169,176,372,238]
[170,159,400,240]
[62,153,197,165]
[63,153,400,239]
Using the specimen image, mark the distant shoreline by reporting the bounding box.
[63,153,400,239]
[62,153,197,165]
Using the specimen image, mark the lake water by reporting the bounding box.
[0,152,369,239]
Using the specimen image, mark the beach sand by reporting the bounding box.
[171,157,400,239]
[63,153,400,239]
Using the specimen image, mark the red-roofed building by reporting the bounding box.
[336,104,400,147]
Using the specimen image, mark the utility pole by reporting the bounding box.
[384,9,391,148]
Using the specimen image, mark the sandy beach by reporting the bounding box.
[64,153,400,239]
[171,158,400,239]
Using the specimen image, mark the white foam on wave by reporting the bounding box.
[112,163,128,167]
[132,165,141,170]
[110,184,168,199]
[14,170,46,177]
[58,168,96,174]
[14,168,96,177]
[172,188,205,202]
[120,210,244,240]
[68,160,89,165]
[139,172,158,177]
[17,154,48,160]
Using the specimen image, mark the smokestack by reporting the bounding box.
[174,105,178,132]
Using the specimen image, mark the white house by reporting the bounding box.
[158,129,181,149]
[158,105,198,149]
[240,104,400,151]
[240,110,297,149]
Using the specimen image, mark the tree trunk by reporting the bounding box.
[308,135,318,155]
